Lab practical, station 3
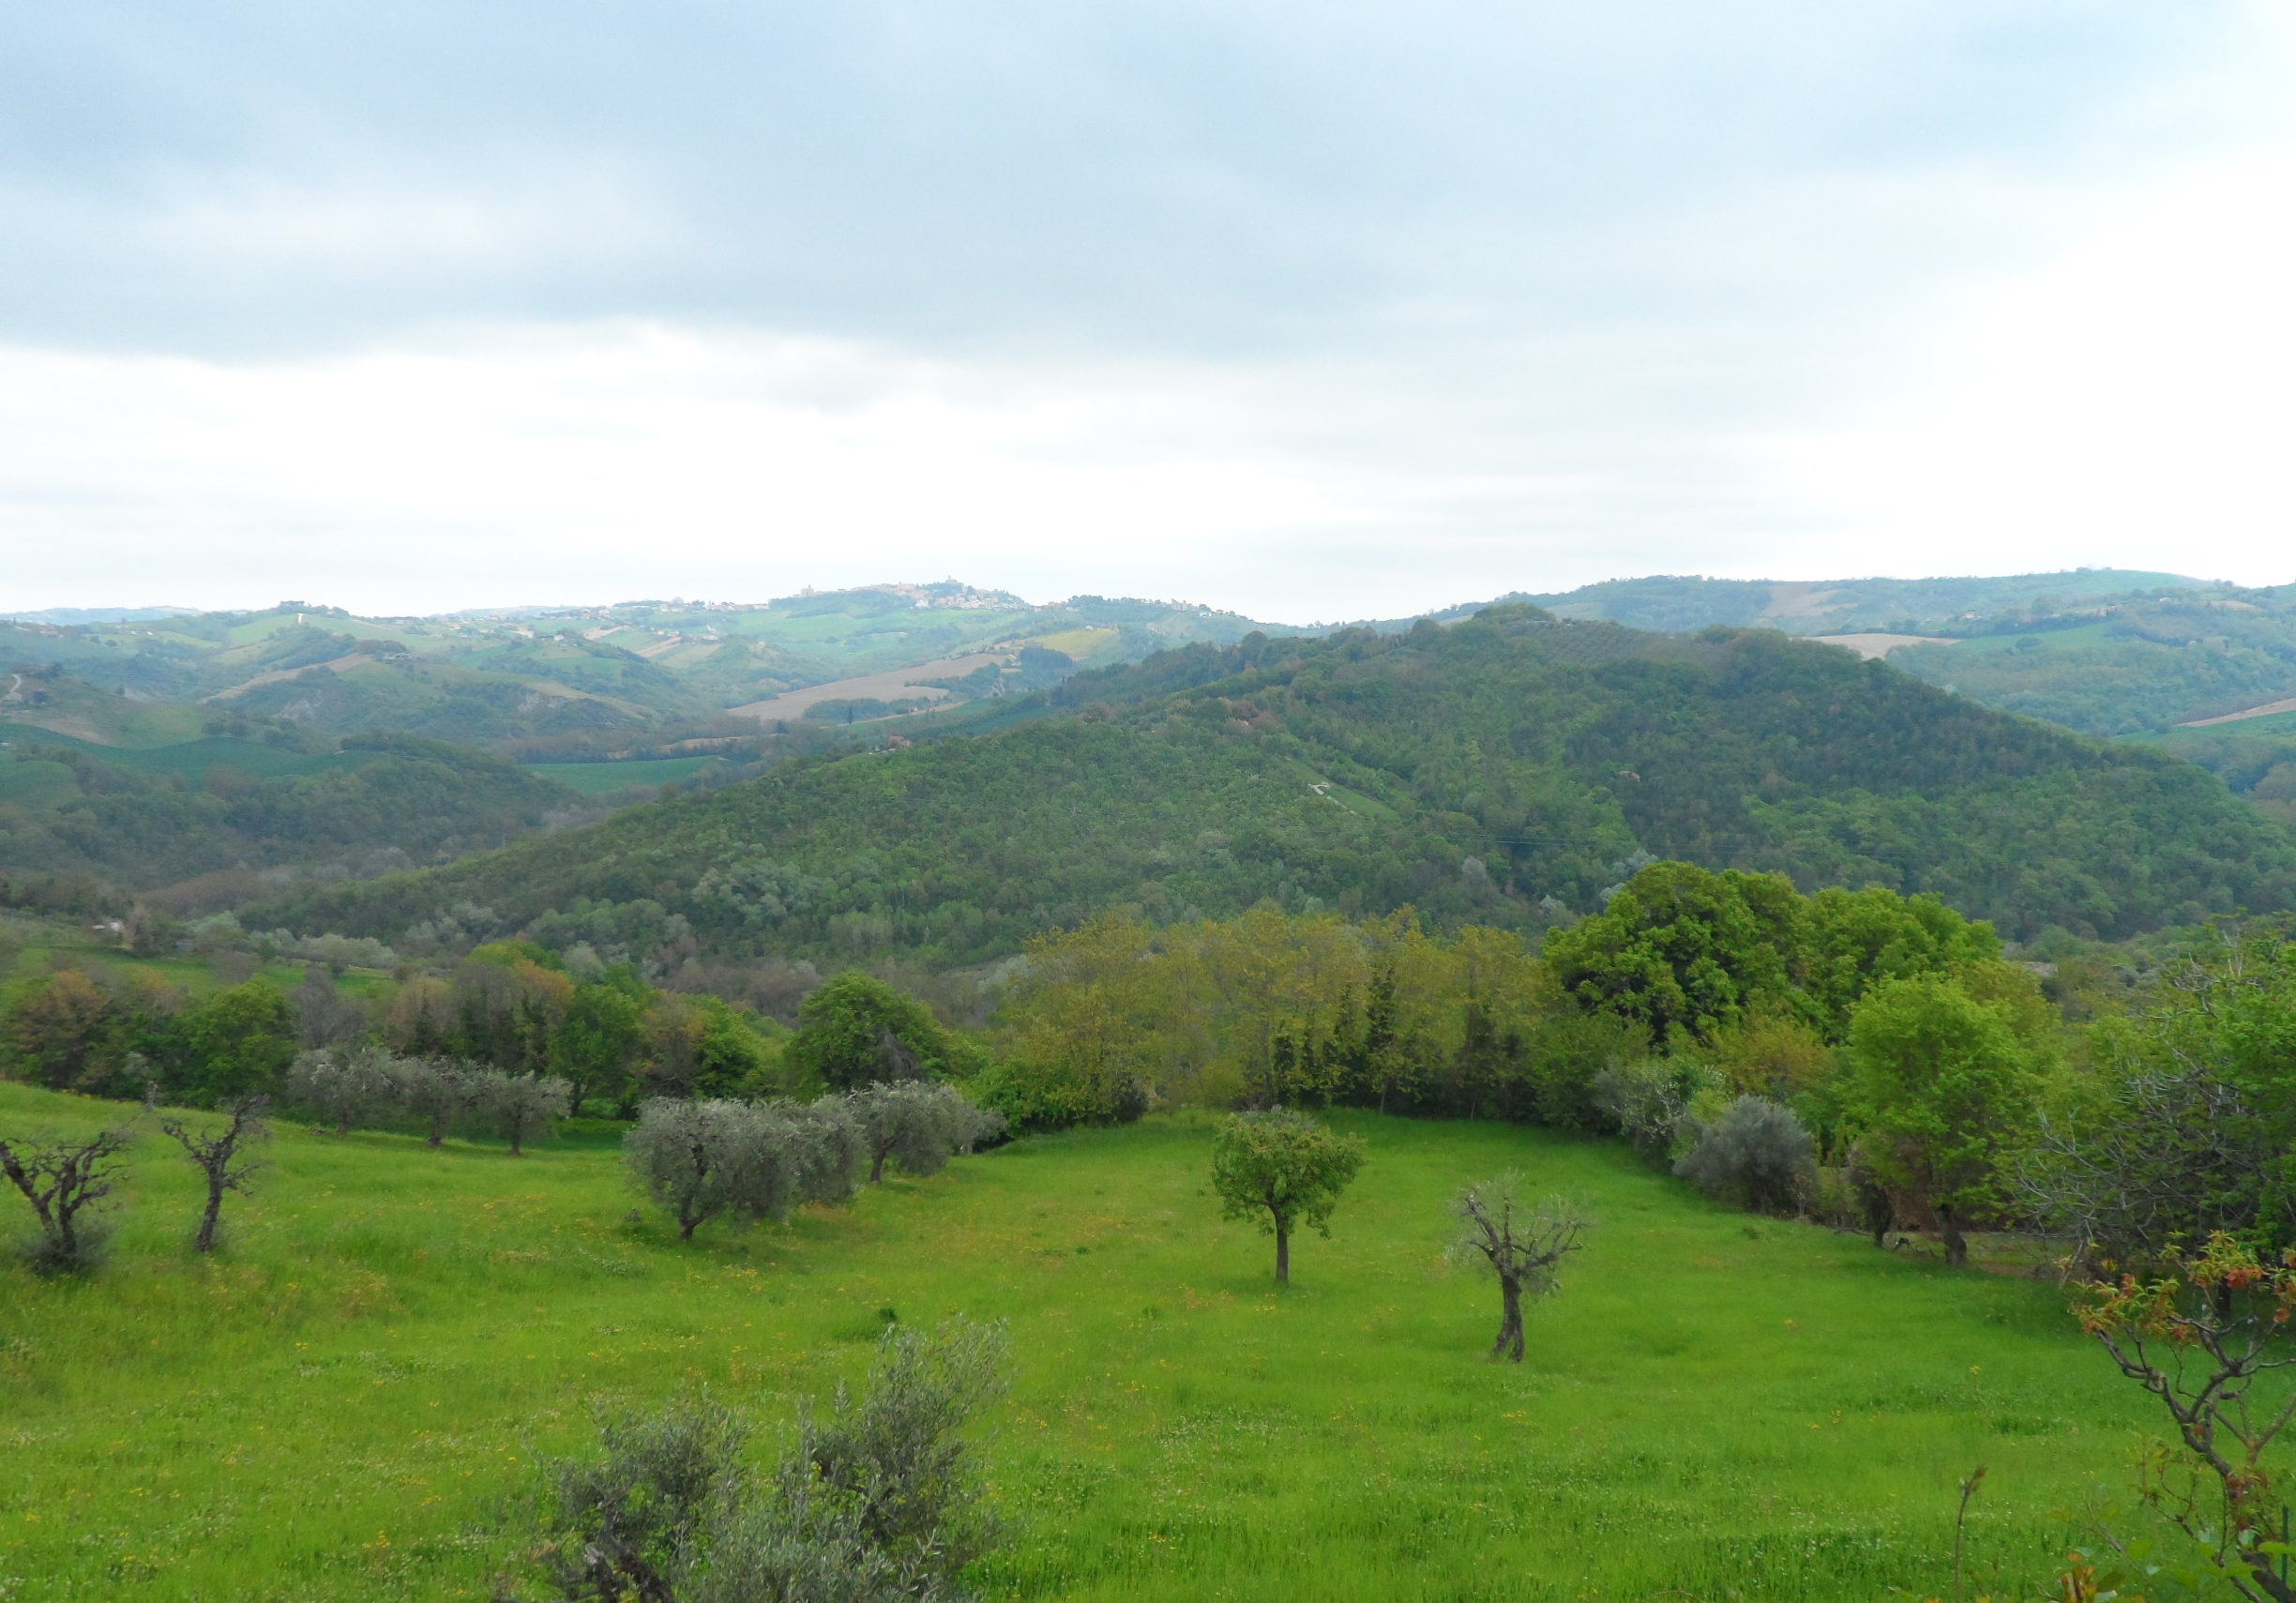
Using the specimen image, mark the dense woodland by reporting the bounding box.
[0,732,584,886]
[246,609,2296,972]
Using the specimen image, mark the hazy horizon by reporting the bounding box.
[0,563,2234,634]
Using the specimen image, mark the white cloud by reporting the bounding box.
[1766,141,2296,584]
[2,2,2291,615]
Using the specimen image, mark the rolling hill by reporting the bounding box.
[251,606,2296,966]
[0,586,1297,757]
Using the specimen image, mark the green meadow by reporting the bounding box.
[1,1084,2154,1601]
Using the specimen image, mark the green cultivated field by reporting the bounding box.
[0,1086,2153,1601]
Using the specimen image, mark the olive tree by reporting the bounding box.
[398,1057,487,1148]
[482,1070,575,1156]
[284,1044,403,1135]
[1673,1096,1815,1215]
[1209,1107,1367,1283]
[1448,1175,1589,1362]
[625,1098,858,1241]
[0,1125,134,1275]
[152,1094,269,1253]
[846,1081,1006,1186]
[782,1097,869,1207]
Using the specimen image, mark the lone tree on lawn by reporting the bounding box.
[845,1080,1006,1185]
[1210,1107,1367,1283]
[151,1092,270,1253]
[480,1070,574,1156]
[0,1125,135,1275]
[1449,1174,1589,1362]
[623,1097,860,1242]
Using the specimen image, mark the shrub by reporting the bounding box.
[969,1055,1142,1135]
[1672,1096,1816,1215]
[532,1319,1011,1603]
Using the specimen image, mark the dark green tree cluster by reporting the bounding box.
[1,966,297,1105]
[0,732,583,886]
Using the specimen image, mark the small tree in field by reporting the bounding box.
[846,1081,1006,1185]
[626,1099,767,1242]
[0,1126,134,1275]
[482,1070,574,1156]
[624,1098,853,1242]
[2077,1233,2296,1602]
[399,1058,486,1148]
[1448,1175,1589,1362]
[1210,1108,1367,1283]
[152,1093,270,1253]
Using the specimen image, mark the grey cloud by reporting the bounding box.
[0,0,2244,355]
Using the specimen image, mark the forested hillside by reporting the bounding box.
[251,608,2296,965]
[0,733,582,889]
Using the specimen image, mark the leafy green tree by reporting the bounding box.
[1803,886,2000,1036]
[175,982,298,1103]
[1542,862,1812,1047]
[2023,926,2296,1268]
[638,993,775,1100]
[552,980,646,1116]
[1844,975,2040,1267]
[1209,1108,1368,1283]
[785,974,951,1093]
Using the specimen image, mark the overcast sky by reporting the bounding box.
[4,1,2291,621]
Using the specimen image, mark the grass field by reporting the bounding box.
[0,1085,2163,1601]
